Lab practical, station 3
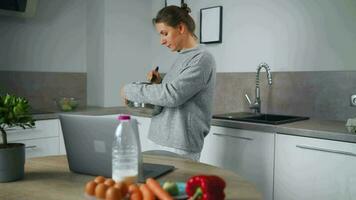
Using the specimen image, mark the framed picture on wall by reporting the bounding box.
[165,0,184,7]
[200,6,223,44]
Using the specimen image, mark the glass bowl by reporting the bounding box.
[126,82,163,116]
[55,97,78,112]
[126,99,162,116]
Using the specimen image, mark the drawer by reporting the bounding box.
[6,119,60,141]
[14,137,60,159]
[211,126,274,139]
[275,134,356,200]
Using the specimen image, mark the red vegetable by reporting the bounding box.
[186,175,226,200]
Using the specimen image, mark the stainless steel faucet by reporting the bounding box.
[245,62,273,114]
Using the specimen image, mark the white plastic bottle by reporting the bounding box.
[112,115,142,183]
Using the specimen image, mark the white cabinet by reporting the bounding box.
[200,126,275,200]
[18,137,59,158]
[275,134,356,200]
[6,119,61,159]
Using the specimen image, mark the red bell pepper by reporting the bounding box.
[186,175,226,200]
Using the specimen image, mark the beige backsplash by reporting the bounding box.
[213,71,356,121]
[1,70,355,121]
[0,71,86,112]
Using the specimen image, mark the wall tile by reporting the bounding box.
[0,71,86,112]
[213,71,356,121]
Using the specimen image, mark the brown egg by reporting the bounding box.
[104,178,115,186]
[94,176,106,184]
[85,180,97,196]
[113,181,128,197]
[128,184,140,194]
[95,183,109,199]
[130,192,143,200]
[106,187,122,200]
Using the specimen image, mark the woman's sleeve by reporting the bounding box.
[124,52,214,107]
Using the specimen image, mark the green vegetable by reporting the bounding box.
[162,181,179,196]
[61,104,72,111]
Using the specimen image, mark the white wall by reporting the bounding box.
[0,0,86,72]
[0,0,155,107]
[151,0,356,72]
[87,0,155,107]
[150,0,179,73]
[87,0,105,106]
[1,0,355,107]
[102,0,154,106]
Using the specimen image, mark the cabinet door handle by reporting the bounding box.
[213,133,253,141]
[296,145,356,157]
[25,145,38,150]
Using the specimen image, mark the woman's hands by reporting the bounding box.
[147,66,161,84]
[122,66,161,106]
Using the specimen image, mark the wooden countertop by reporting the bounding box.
[0,155,261,200]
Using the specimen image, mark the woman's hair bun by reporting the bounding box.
[181,3,191,13]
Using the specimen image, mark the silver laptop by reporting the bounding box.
[59,114,174,182]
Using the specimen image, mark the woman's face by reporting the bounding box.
[155,22,184,52]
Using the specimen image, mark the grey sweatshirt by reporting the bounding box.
[124,45,216,153]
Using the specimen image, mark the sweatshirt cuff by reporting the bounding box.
[123,83,142,102]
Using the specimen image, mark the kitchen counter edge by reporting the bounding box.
[32,106,356,144]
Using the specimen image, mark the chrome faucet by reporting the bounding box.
[245,62,273,114]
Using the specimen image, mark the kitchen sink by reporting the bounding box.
[213,112,309,125]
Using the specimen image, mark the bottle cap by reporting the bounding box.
[117,115,131,121]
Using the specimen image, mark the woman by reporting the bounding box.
[122,4,216,161]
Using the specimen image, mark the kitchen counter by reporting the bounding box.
[31,106,138,120]
[0,155,262,200]
[32,106,355,144]
[212,117,355,143]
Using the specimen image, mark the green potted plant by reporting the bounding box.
[0,94,35,182]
